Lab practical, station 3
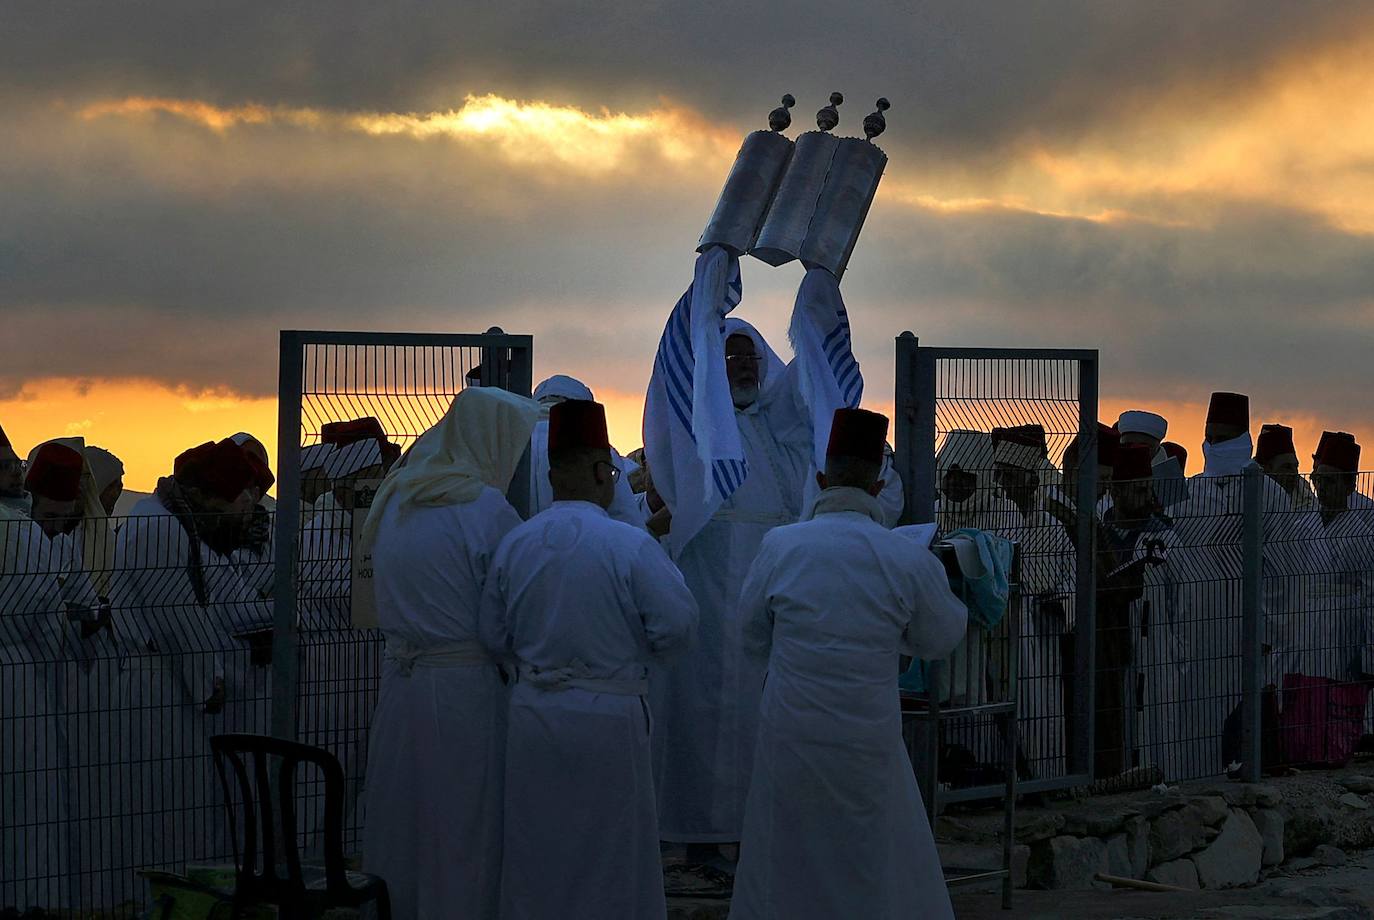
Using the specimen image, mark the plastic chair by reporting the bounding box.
[210,733,391,920]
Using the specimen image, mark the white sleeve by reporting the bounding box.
[630,538,698,660]
[901,548,968,660]
[737,536,779,663]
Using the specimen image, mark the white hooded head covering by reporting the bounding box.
[230,432,270,467]
[83,446,124,493]
[533,375,595,418]
[361,387,539,550]
[1116,411,1168,442]
[937,430,994,478]
[723,317,787,401]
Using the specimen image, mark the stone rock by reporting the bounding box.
[1138,788,1188,819]
[1284,856,1318,872]
[1337,793,1369,810]
[1192,808,1263,889]
[1337,774,1374,794]
[1026,835,1108,890]
[1146,857,1200,890]
[1284,806,1334,858]
[1014,811,1065,843]
[1105,833,1132,879]
[1124,815,1151,878]
[1312,844,1347,867]
[1061,806,1136,838]
[1204,783,1284,809]
[1149,797,1227,864]
[1248,808,1285,867]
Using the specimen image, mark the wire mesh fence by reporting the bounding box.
[895,339,1098,792]
[1,330,533,914]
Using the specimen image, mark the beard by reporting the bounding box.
[730,381,759,409]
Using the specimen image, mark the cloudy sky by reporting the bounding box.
[3,1,1372,489]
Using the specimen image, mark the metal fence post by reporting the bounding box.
[1240,463,1264,782]
[1071,355,1099,779]
[894,332,918,525]
[506,336,535,519]
[271,332,304,741]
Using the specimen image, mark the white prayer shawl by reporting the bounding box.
[645,254,865,841]
[1,507,70,910]
[479,501,698,920]
[1284,510,1374,682]
[731,500,966,920]
[362,488,523,920]
[324,438,383,480]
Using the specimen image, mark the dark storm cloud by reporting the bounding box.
[3,1,1370,157]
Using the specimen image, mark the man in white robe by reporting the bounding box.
[1256,424,1318,512]
[1176,392,1319,775]
[109,440,266,896]
[731,409,967,920]
[529,374,643,526]
[1,499,68,911]
[25,439,120,906]
[360,388,540,920]
[646,277,900,866]
[992,425,1077,777]
[1278,433,1374,766]
[480,399,698,920]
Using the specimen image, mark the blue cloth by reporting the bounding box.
[898,528,1013,692]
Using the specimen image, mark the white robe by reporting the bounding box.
[361,487,521,920]
[108,496,269,900]
[479,501,698,920]
[1,511,69,911]
[730,497,967,920]
[1173,470,1318,774]
[652,392,811,842]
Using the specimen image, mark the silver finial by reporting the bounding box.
[768,94,796,132]
[816,92,843,132]
[863,97,890,141]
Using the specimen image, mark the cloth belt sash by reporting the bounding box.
[518,662,648,696]
[384,638,491,676]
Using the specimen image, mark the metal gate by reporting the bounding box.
[268,328,532,852]
[894,333,1099,794]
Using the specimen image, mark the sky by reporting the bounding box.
[2,2,1373,491]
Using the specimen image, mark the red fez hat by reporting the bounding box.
[548,399,611,453]
[826,408,889,463]
[174,439,258,502]
[1162,441,1188,475]
[25,442,84,501]
[1315,431,1360,473]
[1255,424,1297,464]
[1206,392,1249,428]
[321,417,387,447]
[1114,443,1154,481]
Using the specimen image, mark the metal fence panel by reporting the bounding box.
[894,335,1098,794]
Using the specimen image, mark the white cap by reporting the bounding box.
[1116,410,1168,441]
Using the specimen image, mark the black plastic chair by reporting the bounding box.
[210,733,391,920]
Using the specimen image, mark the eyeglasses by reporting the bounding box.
[594,460,622,483]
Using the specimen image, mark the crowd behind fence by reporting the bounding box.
[5,468,1373,911]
